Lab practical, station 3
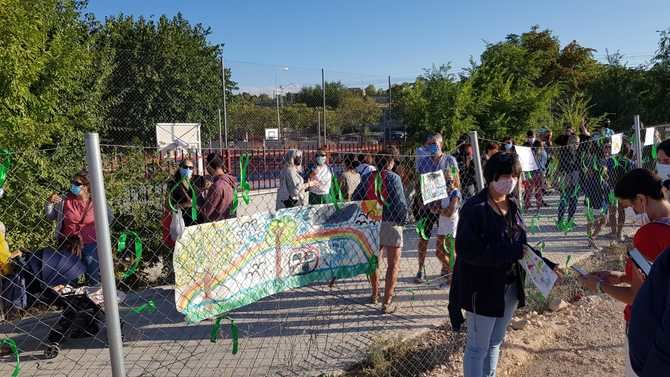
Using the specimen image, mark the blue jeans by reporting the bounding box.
[463,284,519,377]
[82,243,100,285]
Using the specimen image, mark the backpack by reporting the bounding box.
[363,170,389,206]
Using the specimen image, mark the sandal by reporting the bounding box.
[371,294,381,304]
[381,303,397,314]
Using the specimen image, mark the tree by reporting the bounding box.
[94,13,237,144]
[364,84,377,97]
[333,95,382,135]
[295,81,348,108]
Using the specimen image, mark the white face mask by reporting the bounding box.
[656,163,670,181]
[492,177,517,195]
[316,156,326,166]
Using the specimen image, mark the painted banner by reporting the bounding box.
[420,171,448,205]
[519,248,557,298]
[174,200,382,322]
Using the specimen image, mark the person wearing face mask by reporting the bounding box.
[502,136,514,153]
[45,170,112,285]
[450,152,558,377]
[307,147,333,205]
[522,130,536,147]
[415,133,459,283]
[166,159,198,226]
[655,138,670,190]
[276,149,311,209]
[578,168,670,377]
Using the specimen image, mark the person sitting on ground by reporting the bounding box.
[414,132,458,283]
[200,153,238,222]
[450,152,559,377]
[352,146,407,314]
[307,147,333,205]
[276,149,312,209]
[578,168,670,377]
[339,155,361,202]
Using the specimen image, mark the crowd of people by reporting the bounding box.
[2,127,670,376]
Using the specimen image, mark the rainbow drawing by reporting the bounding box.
[173,200,381,323]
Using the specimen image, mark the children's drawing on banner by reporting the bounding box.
[173,200,382,322]
[420,171,448,205]
[519,248,558,298]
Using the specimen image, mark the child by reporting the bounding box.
[436,168,462,287]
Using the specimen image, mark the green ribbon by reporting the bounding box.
[329,175,344,210]
[565,255,572,269]
[230,189,238,216]
[168,176,198,222]
[652,144,658,160]
[536,241,545,253]
[210,316,239,355]
[445,235,456,271]
[375,171,388,207]
[132,300,156,314]
[557,219,575,234]
[0,149,11,190]
[415,217,429,241]
[585,197,595,223]
[0,338,20,377]
[530,213,539,234]
[366,255,378,277]
[239,154,251,204]
[117,231,143,280]
[572,183,581,198]
[612,155,620,169]
[608,191,617,207]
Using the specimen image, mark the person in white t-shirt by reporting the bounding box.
[308,148,333,204]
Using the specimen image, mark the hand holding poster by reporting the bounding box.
[519,248,558,298]
[611,133,623,155]
[420,171,448,205]
[515,146,539,172]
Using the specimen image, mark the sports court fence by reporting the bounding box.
[0,117,666,376]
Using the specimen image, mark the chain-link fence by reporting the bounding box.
[1,118,665,376]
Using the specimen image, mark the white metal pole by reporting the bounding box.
[634,115,643,167]
[85,133,126,377]
[220,51,229,149]
[322,68,327,145]
[469,130,485,191]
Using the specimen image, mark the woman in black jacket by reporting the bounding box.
[450,152,558,377]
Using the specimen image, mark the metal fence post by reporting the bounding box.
[85,133,127,377]
[469,130,485,191]
[634,115,643,167]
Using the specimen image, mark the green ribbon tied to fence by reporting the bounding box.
[374,171,388,207]
[230,154,251,216]
[0,149,12,190]
[117,231,143,280]
[565,255,572,270]
[0,338,20,377]
[652,144,657,159]
[608,191,618,207]
[210,316,239,355]
[530,213,540,235]
[132,299,156,314]
[415,217,429,241]
[330,175,344,210]
[585,197,595,223]
[445,234,456,271]
[366,255,378,277]
[168,176,198,222]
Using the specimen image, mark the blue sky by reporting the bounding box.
[86,0,670,93]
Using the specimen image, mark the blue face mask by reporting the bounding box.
[429,144,439,155]
[316,156,326,165]
[179,167,193,179]
[70,184,81,196]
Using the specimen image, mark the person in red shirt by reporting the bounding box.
[579,168,670,377]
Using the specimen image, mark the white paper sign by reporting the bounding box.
[644,127,655,146]
[611,133,623,155]
[420,171,448,205]
[515,146,539,172]
[519,249,558,298]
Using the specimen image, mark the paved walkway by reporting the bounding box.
[0,194,635,376]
